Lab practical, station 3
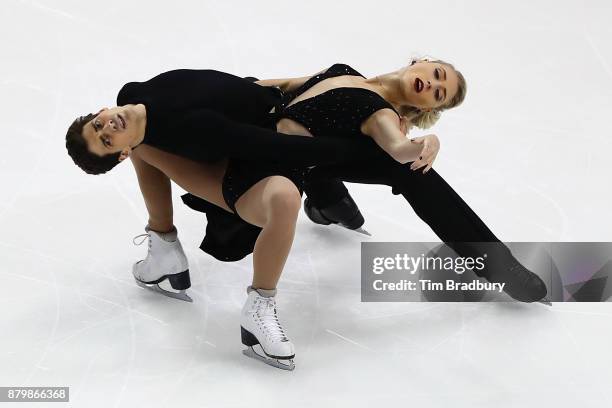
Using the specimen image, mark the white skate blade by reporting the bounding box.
[335,224,371,236]
[353,227,372,236]
[242,346,295,371]
[134,278,193,303]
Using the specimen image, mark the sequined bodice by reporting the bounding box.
[275,64,399,139]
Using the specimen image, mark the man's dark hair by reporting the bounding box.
[65,113,122,175]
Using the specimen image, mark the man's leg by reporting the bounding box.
[304,158,498,242]
[303,158,548,302]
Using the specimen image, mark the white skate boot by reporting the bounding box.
[132,225,192,302]
[240,287,295,371]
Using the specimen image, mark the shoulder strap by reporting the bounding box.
[325,63,365,78]
[285,63,365,102]
[323,65,399,117]
[340,87,401,120]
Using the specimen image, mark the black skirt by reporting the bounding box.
[181,159,308,262]
[181,192,262,262]
[222,159,307,214]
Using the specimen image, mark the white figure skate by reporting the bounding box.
[132,225,192,302]
[240,289,295,371]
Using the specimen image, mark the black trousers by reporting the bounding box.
[184,152,507,263]
[303,155,501,257]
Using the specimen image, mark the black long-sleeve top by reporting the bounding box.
[115,69,381,166]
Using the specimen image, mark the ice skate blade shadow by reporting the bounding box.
[308,224,372,244]
[487,300,552,312]
[538,297,552,306]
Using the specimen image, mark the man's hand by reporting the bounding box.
[409,134,440,174]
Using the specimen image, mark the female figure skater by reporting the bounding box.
[183,59,548,306]
[65,59,548,370]
[257,60,551,303]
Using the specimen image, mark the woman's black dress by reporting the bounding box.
[180,62,502,262]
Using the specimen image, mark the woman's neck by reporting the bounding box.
[365,71,406,109]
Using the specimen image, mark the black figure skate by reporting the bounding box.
[456,242,552,305]
[304,196,371,236]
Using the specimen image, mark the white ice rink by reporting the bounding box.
[1,0,612,406]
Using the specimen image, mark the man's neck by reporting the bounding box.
[132,103,147,147]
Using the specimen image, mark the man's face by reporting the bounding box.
[81,105,142,159]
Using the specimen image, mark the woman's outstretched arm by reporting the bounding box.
[362,109,424,164]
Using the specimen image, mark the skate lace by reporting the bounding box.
[132,232,151,250]
[254,297,288,343]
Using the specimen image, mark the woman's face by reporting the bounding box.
[399,60,460,110]
[81,104,144,158]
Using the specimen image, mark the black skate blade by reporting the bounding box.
[134,279,193,303]
[243,346,295,371]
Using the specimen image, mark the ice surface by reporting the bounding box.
[1,0,611,407]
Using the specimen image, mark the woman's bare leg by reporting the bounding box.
[130,145,231,212]
[130,145,300,290]
[129,149,174,232]
[233,176,302,290]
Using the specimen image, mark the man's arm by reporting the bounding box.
[254,68,326,93]
[159,107,388,167]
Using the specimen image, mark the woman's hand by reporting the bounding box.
[409,134,440,173]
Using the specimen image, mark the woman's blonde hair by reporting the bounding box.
[397,57,467,129]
